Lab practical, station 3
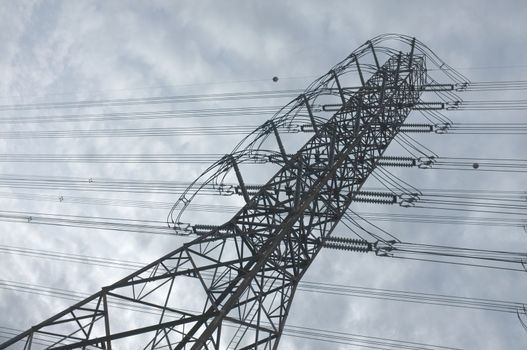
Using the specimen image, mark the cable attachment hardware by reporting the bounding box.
[247,150,271,164]
[378,156,417,168]
[322,103,342,112]
[398,193,421,207]
[399,123,434,133]
[322,236,373,253]
[417,155,437,169]
[264,151,294,165]
[300,124,315,133]
[446,100,462,110]
[229,155,251,203]
[215,183,235,196]
[235,184,261,197]
[248,184,263,194]
[192,224,231,237]
[518,305,527,333]
[420,83,455,92]
[172,221,195,236]
[284,123,302,133]
[434,122,452,134]
[372,240,398,257]
[412,102,445,110]
[454,82,469,92]
[354,191,397,205]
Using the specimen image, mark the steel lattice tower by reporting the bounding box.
[1,35,437,350]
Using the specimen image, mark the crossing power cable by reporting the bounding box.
[0,79,525,111]
[1,122,526,139]
[0,174,233,195]
[0,282,462,350]
[0,153,229,164]
[448,99,527,111]
[0,125,289,139]
[0,106,282,124]
[440,123,527,135]
[0,89,304,111]
[0,172,524,217]
[1,245,523,315]
[0,173,524,216]
[378,241,527,268]
[0,210,183,236]
[420,157,527,173]
[329,224,527,273]
[0,191,525,229]
[0,152,525,175]
[1,206,524,273]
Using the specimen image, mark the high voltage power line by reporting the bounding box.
[0,322,461,350]
[0,263,523,314]
[0,122,526,139]
[0,154,525,170]
[0,190,525,227]
[0,207,524,273]
[1,62,526,102]
[0,106,283,124]
[0,276,524,345]
[0,89,302,111]
[0,174,525,215]
[0,80,526,113]
[1,244,525,317]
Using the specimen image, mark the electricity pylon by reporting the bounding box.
[1,35,438,350]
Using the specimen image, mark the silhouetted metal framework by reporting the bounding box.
[1,35,432,350]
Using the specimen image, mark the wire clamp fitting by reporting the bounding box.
[434,122,452,134]
[417,156,436,169]
[398,193,420,207]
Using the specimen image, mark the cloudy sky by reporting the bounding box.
[0,1,526,349]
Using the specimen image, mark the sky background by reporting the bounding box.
[0,1,527,349]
